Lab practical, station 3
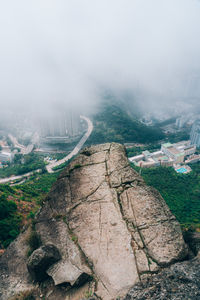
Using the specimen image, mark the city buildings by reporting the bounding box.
[39,111,82,144]
[161,143,185,164]
[176,117,185,129]
[0,138,14,164]
[0,151,13,163]
[40,111,81,138]
[129,140,199,173]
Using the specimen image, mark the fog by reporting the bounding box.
[1,0,200,121]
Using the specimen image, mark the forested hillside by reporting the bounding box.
[87,104,164,144]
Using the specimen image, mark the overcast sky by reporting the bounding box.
[0,0,200,116]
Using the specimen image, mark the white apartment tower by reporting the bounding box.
[190,120,200,148]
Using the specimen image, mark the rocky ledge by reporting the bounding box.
[0,143,193,300]
[124,254,200,300]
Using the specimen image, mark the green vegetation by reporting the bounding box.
[87,104,164,145]
[51,152,68,160]
[156,117,176,127]
[131,162,200,229]
[164,130,190,144]
[52,161,69,171]
[0,153,46,178]
[52,156,76,171]
[44,152,68,161]
[0,193,21,248]
[126,143,160,157]
[84,289,94,299]
[6,136,13,147]
[71,235,78,243]
[26,228,41,257]
[0,172,58,248]
[18,172,58,199]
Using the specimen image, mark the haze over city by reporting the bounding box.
[0,0,200,123]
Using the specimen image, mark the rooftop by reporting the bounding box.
[162,142,172,148]
[167,147,180,155]
[143,150,151,156]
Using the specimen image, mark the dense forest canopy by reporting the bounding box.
[87,104,164,144]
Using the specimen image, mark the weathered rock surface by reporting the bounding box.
[0,143,189,300]
[124,255,200,300]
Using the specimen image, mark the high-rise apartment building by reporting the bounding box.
[40,111,81,138]
[190,120,200,147]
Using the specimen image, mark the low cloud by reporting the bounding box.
[0,0,200,119]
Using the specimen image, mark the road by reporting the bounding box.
[8,134,26,153]
[0,170,40,184]
[46,115,93,173]
[0,116,93,183]
[8,134,36,155]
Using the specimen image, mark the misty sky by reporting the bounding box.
[1,0,200,116]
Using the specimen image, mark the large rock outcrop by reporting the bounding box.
[0,143,189,300]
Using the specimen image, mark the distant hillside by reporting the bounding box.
[87,104,164,144]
